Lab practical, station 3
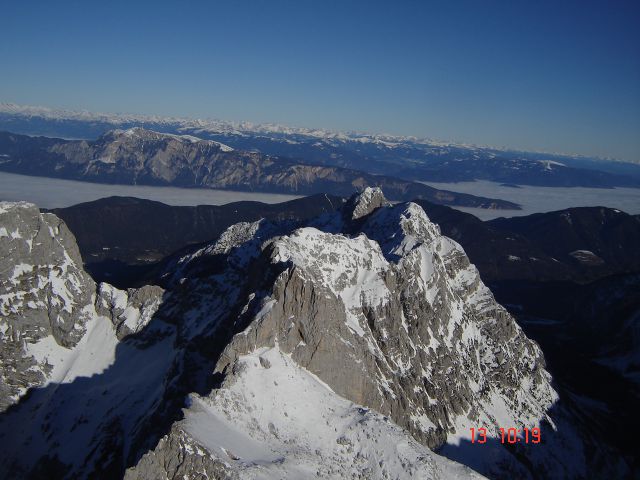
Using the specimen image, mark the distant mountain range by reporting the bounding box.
[415,201,640,283]
[0,128,518,209]
[2,102,640,188]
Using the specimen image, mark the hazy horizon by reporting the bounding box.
[1,1,638,162]
[2,100,637,164]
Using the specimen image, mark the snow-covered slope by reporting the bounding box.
[0,202,174,478]
[129,345,484,479]
[129,189,595,478]
[0,189,625,478]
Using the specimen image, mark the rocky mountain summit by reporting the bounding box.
[0,189,628,478]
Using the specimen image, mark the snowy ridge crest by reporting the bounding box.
[108,127,234,151]
[0,189,598,479]
[184,188,581,478]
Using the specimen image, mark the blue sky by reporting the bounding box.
[1,0,639,161]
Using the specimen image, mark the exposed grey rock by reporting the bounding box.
[0,190,626,478]
[139,188,589,478]
[0,202,179,480]
[0,202,96,410]
[124,427,237,480]
[96,283,164,339]
[345,187,390,220]
[214,203,558,458]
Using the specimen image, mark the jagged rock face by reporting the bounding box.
[0,202,96,409]
[345,186,390,220]
[0,202,173,478]
[208,195,572,478]
[0,190,615,478]
[125,427,238,480]
[0,202,167,411]
[96,283,164,339]
[133,189,586,478]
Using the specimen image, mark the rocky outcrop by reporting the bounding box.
[124,427,237,480]
[0,202,96,409]
[0,202,176,479]
[130,189,590,478]
[0,190,626,478]
[345,186,390,220]
[96,283,164,339]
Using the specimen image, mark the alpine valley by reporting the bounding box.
[0,189,635,479]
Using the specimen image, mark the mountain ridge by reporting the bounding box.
[0,129,519,209]
[2,102,639,187]
[1,189,631,478]
[45,194,640,289]
[0,101,633,163]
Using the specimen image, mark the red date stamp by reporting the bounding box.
[470,427,541,444]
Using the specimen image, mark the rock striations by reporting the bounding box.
[0,189,621,479]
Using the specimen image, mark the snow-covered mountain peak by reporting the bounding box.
[362,202,442,260]
[207,195,579,477]
[0,192,602,478]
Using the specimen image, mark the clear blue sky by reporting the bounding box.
[1,0,639,161]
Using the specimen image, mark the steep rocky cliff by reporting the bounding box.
[0,202,170,477]
[0,190,627,479]
[0,202,96,409]
[131,189,593,479]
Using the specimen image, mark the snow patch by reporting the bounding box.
[182,345,483,479]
